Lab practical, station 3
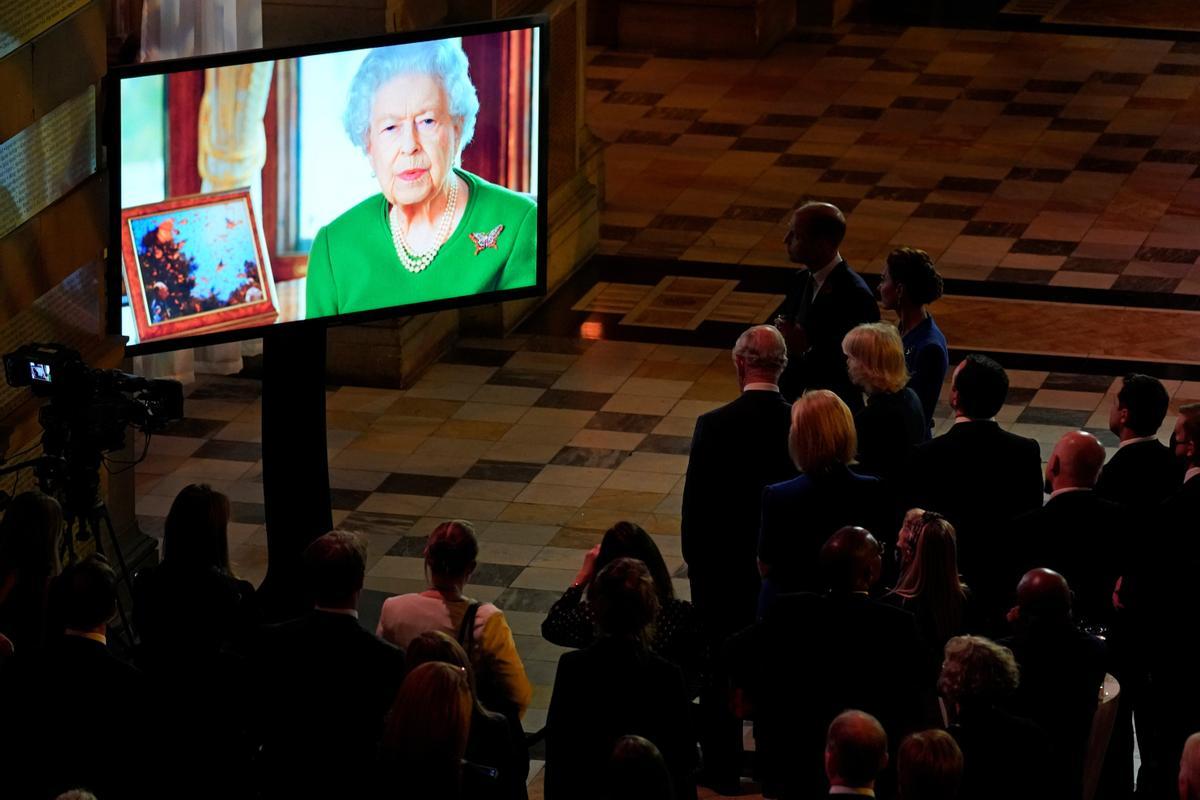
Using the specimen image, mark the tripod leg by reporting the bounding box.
[97,506,137,644]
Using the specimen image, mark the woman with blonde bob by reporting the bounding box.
[757,390,892,612]
[843,322,927,480]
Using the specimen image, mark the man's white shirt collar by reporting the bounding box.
[1118,435,1158,449]
[1186,466,1200,484]
[1050,486,1091,499]
[743,382,780,392]
[809,252,843,297]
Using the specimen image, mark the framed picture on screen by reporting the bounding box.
[120,189,279,343]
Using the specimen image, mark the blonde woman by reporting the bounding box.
[885,511,972,676]
[843,322,926,480]
[756,390,892,612]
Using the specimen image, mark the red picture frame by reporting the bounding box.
[120,189,278,344]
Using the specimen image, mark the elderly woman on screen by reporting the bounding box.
[305,39,537,319]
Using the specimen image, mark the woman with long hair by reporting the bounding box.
[0,490,63,653]
[381,661,475,798]
[542,521,703,694]
[133,483,255,665]
[406,631,529,800]
[885,511,971,674]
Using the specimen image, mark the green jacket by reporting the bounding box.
[305,168,536,319]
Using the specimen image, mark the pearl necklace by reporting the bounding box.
[389,177,458,274]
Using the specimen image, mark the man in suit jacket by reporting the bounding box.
[1012,430,1129,627]
[1,555,152,800]
[1096,373,1179,509]
[730,527,924,799]
[681,324,796,792]
[252,531,406,800]
[774,201,880,409]
[1002,569,1107,800]
[825,711,889,799]
[903,354,1042,625]
[1137,405,1200,800]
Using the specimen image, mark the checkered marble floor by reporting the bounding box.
[133,334,1199,793]
[587,27,1200,296]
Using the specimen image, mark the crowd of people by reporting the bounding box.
[0,200,1197,800]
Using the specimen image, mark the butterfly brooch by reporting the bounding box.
[469,224,504,255]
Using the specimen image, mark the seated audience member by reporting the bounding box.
[903,354,1041,621]
[758,390,891,610]
[843,322,926,481]
[1012,430,1127,628]
[731,527,924,798]
[254,531,406,800]
[2,555,150,800]
[825,711,889,799]
[602,735,676,800]
[407,631,529,800]
[1002,569,1106,800]
[897,729,963,800]
[377,519,532,719]
[877,246,948,436]
[939,635,1052,800]
[545,558,697,800]
[0,490,62,654]
[680,324,796,792]
[543,521,702,693]
[1181,734,1200,800]
[1097,373,1179,508]
[133,483,256,668]
[381,661,475,800]
[884,512,972,678]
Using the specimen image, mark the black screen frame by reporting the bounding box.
[105,14,550,357]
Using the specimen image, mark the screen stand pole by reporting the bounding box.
[256,324,333,621]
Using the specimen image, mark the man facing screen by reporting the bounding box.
[305,39,537,319]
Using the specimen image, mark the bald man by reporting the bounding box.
[1002,569,1107,800]
[1011,430,1130,627]
[681,324,797,791]
[825,710,889,796]
[773,202,879,409]
[1181,734,1200,800]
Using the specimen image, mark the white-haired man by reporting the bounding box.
[682,324,797,792]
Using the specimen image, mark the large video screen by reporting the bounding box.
[109,17,547,354]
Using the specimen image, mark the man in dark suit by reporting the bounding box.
[824,711,889,799]
[681,324,796,792]
[1136,404,1200,800]
[729,527,924,799]
[1,555,151,799]
[773,201,880,409]
[1012,430,1128,628]
[1096,373,1179,509]
[1002,569,1107,800]
[252,531,406,800]
[903,354,1042,624]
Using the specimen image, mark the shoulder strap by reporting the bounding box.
[457,601,483,649]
